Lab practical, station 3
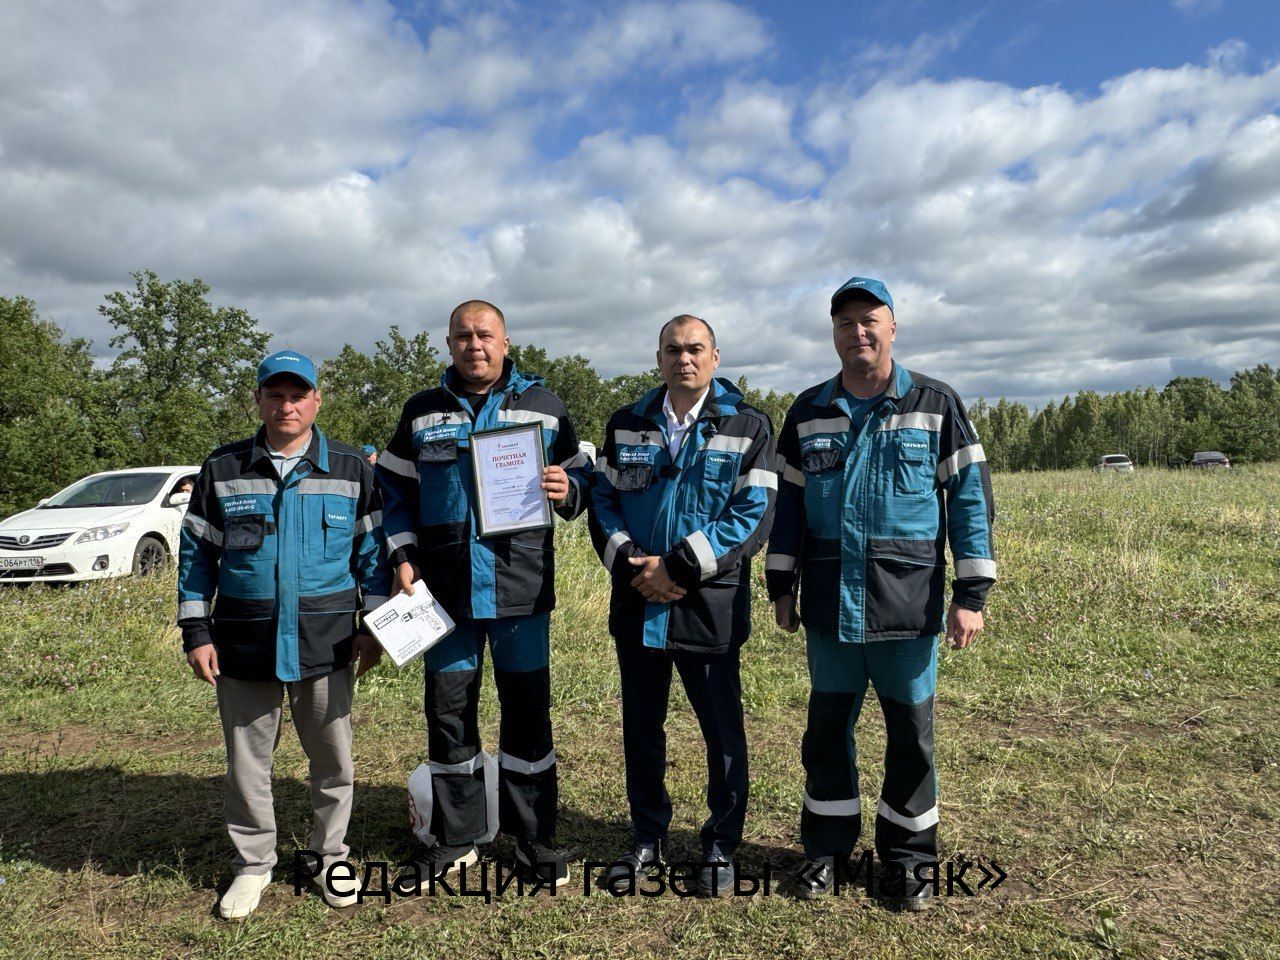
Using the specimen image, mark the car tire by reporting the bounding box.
[132,535,168,577]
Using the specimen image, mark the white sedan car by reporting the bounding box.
[0,466,200,583]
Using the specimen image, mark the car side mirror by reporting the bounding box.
[36,498,49,508]
[167,492,192,507]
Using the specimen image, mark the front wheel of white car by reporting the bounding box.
[132,536,168,577]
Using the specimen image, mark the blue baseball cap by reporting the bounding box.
[257,350,318,389]
[361,444,377,456]
[831,276,893,314]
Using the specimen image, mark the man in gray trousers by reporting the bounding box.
[177,351,390,918]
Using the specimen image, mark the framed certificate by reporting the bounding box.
[470,423,553,538]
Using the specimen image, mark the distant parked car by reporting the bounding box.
[1190,451,1230,469]
[0,466,200,583]
[1096,454,1134,474]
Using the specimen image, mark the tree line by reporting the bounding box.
[1,272,1275,514]
[969,367,1280,471]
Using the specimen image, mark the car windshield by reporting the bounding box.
[1192,452,1225,461]
[40,472,168,508]
[1103,456,1130,463]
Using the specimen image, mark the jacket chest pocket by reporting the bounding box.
[225,515,266,551]
[321,498,355,560]
[686,453,736,517]
[614,463,654,493]
[418,438,460,467]
[801,446,843,540]
[417,438,465,491]
[893,434,937,496]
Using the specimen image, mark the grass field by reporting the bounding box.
[1,466,1278,959]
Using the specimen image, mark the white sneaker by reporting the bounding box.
[313,865,360,909]
[218,872,272,919]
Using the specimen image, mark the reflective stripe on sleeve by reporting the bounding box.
[603,530,632,569]
[686,529,718,579]
[178,599,211,620]
[379,449,417,479]
[733,468,777,493]
[937,443,986,483]
[182,512,223,546]
[955,557,997,580]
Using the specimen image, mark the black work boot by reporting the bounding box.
[516,840,571,889]
[794,856,838,900]
[393,843,479,895]
[698,851,735,898]
[602,840,662,890]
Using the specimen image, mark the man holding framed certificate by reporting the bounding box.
[376,300,591,888]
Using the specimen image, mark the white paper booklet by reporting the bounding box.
[364,581,456,667]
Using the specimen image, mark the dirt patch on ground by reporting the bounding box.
[3,724,221,759]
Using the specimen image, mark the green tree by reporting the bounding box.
[319,326,444,449]
[99,271,270,464]
[0,297,98,513]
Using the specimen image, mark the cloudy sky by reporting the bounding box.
[1,0,1277,404]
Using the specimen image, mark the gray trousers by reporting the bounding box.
[215,668,354,877]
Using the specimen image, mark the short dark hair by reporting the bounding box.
[659,314,717,348]
[449,299,506,330]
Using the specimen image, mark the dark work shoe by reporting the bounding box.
[698,852,735,898]
[884,880,935,912]
[794,856,837,900]
[603,841,662,888]
[393,843,478,895]
[516,841,571,889]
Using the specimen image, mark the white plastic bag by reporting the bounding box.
[408,751,499,847]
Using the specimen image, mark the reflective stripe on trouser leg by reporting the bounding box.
[490,613,556,843]
[801,689,865,858]
[874,693,938,873]
[494,666,557,843]
[864,634,938,875]
[423,665,487,845]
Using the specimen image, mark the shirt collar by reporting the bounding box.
[251,426,328,473]
[662,386,709,428]
[817,361,913,409]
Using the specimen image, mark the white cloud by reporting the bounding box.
[0,1,1277,412]
[1172,0,1223,15]
[572,0,771,83]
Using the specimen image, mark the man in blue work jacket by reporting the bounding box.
[178,351,390,919]
[589,315,776,897]
[766,278,996,909]
[377,300,591,889]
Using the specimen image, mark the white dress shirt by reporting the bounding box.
[662,387,709,460]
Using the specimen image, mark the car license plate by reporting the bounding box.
[0,555,44,570]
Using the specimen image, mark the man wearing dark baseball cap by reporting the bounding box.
[767,275,996,909]
[178,349,390,918]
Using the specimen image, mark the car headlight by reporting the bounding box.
[75,523,130,544]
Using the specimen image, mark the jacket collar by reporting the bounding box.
[441,357,543,401]
[250,425,329,474]
[815,360,914,409]
[634,376,743,422]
